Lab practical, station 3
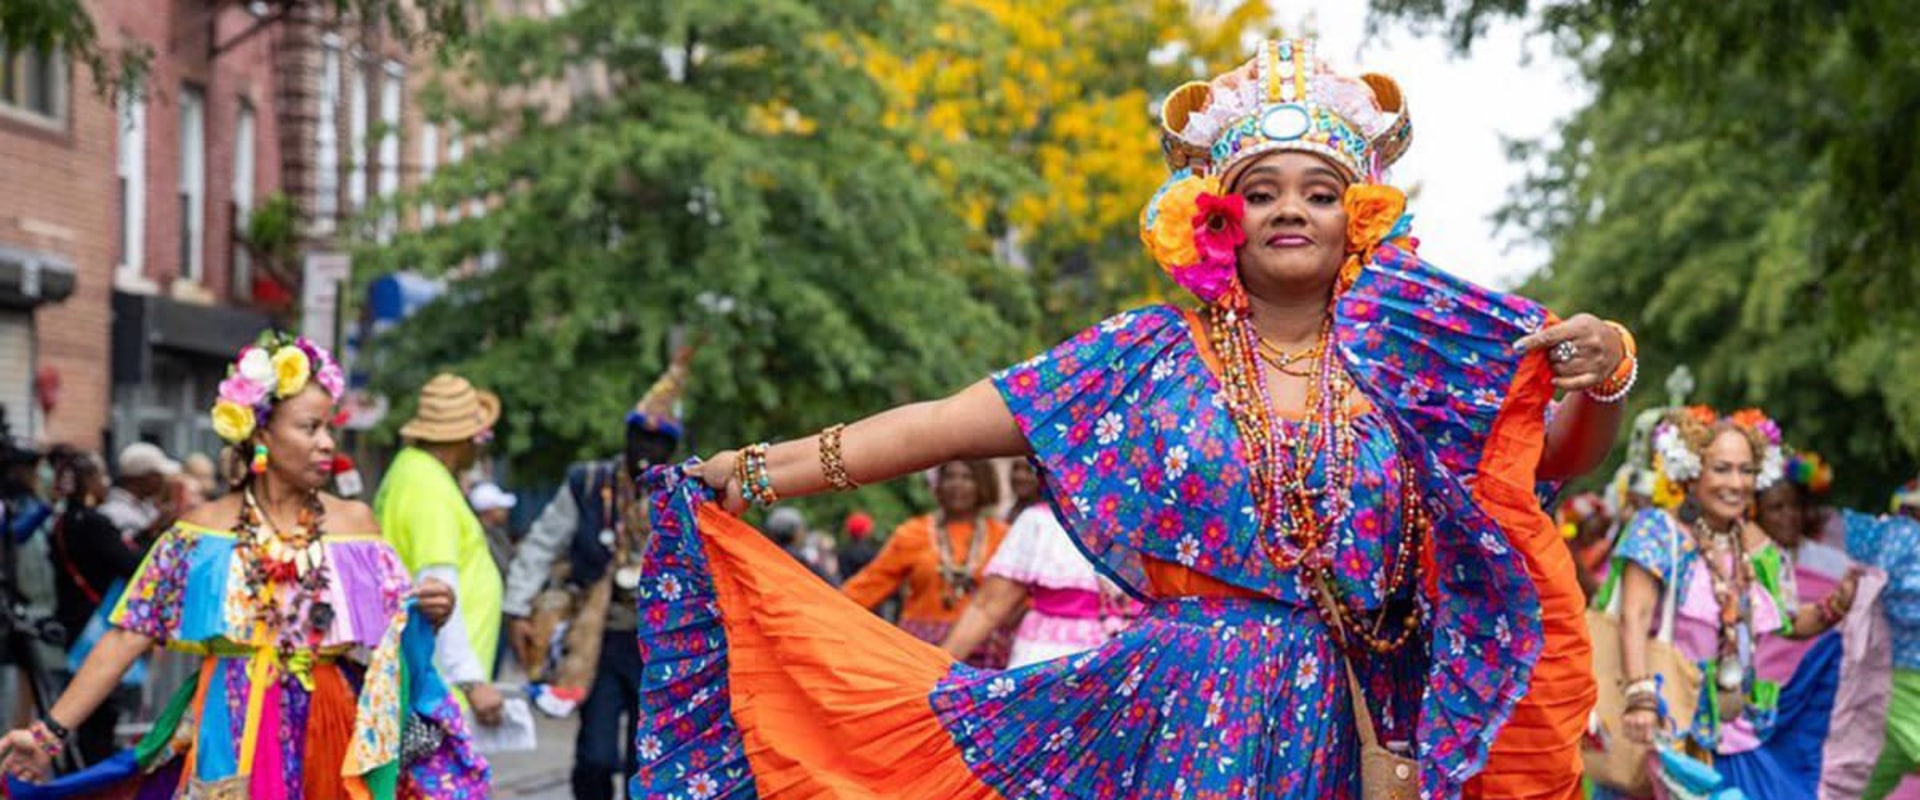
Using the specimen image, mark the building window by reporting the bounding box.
[178,85,206,282]
[377,60,403,241]
[117,88,147,273]
[232,101,256,300]
[348,51,368,213]
[418,121,438,227]
[0,42,67,124]
[315,38,341,231]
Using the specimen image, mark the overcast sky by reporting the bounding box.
[1271,4,1591,288]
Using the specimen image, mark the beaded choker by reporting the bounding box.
[1206,303,1427,654]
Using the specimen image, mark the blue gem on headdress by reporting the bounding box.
[1260,105,1311,140]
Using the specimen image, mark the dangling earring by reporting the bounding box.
[251,444,269,476]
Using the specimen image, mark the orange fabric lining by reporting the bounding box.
[695,503,1004,799]
[1141,556,1264,599]
[304,663,356,800]
[177,656,219,794]
[1464,334,1596,800]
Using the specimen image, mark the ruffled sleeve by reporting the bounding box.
[1337,247,1594,799]
[1614,509,1683,585]
[984,507,1103,593]
[110,524,416,652]
[110,524,214,645]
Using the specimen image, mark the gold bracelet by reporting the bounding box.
[818,424,859,491]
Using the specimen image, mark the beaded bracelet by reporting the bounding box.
[735,443,779,506]
[1585,321,1638,404]
[818,424,860,491]
[28,719,65,759]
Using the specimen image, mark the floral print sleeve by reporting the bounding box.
[1614,508,1681,584]
[110,525,200,642]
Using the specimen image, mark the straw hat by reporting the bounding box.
[400,373,500,443]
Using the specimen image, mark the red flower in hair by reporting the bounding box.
[1171,193,1245,304]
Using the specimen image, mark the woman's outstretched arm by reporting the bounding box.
[699,379,1029,512]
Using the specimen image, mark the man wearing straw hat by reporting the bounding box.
[374,372,508,726]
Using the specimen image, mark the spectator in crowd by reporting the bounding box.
[97,443,178,548]
[44,449,142,765]
[766,507,837,583]
[470,481,520,578]
[838,511,879,580]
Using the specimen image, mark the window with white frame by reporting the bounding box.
[178,85,207,282]
[348,51,368,212]
[315,38,341,231]
[418,121,439,227]
[377,60,403,240]
[0,42,67,124]
[232,101,256,299]
[116,88,147,273]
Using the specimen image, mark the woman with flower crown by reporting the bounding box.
[1598,408,1861,799]
[0,333,488,800]
[632,39,1634,799]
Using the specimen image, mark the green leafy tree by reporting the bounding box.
[1370,0,1920,504]
[359,1,1037,525]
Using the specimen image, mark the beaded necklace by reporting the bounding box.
[1206,302,1427,654]
[235,487,335,659]
[931,512,989,610]
[1693,516,1756,706]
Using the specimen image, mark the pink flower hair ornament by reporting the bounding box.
[1140,170,1248,305]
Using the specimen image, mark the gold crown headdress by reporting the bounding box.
[1158,38,1412,185]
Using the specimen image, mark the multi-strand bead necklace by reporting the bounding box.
[235,488,336,659]
[1206,302,1427,654]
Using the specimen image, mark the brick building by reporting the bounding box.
[1,1,460,461]
[0,27,104,449]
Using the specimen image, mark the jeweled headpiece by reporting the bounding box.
[1140,38,1417,306]
[1159,38,1412,185]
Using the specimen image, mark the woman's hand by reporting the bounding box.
[1621,708,1659,745]
[698,451,748,515]
[413,578,455,628]
[1831,569,1862,615]
[1513,313,1626,391]
[0,729,52,783]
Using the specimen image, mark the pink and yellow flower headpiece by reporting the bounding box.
[1140,38,1417,305]
[210,331,345,445]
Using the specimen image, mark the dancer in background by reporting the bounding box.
[842,460,1010,667]
[0,333,483,797]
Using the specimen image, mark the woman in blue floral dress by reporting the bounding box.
[633,39,1634,799]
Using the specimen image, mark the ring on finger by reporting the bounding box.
[1551,341,1579,364]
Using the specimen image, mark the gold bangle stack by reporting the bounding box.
[819,423,859,491]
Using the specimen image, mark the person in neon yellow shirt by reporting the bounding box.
[375,372,507,725]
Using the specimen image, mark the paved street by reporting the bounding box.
[488,711,583,800]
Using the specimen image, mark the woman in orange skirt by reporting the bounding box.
[632,37,1624,800]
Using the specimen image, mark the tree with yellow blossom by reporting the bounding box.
[867,0,1272,339]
